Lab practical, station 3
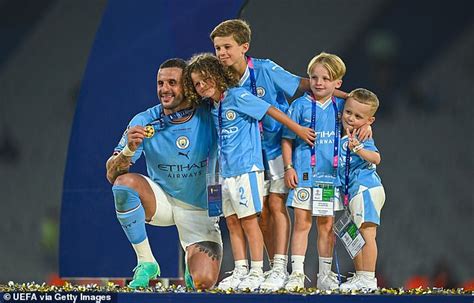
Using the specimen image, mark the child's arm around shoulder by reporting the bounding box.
[266,106,315,146]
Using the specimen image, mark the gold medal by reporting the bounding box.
[144,125,155,138]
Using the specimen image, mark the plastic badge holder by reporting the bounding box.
[207,173,223,217]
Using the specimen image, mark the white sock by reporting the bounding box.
[132,238,156,263]
[235,259,248,269]
[318,257,333,274]
[273,254,288,269]
[357,271,375,278]
[250,260,263,272]
[291,255,305,273]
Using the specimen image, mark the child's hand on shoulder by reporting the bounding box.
[357,124,372,141]
[297,126,316,146]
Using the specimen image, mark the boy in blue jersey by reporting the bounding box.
[106,59,222,290]
[282,52,371,290]
[210,19,348,291]
[337,88,385,291]
[183,53,315,291]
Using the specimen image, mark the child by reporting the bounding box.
[337,88,385,291]
[210,19,347,291]
[282,52,346,290]
[183,53,315,291]
[283,52,373,290]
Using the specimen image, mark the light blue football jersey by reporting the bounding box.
[338,136,383,199]
[114,104,216,209]
[210,86,271,178]
[282,93,345,187]
[240,58,301,160]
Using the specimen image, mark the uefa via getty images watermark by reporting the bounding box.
[1,292,116,303]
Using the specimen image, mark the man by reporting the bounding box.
[106,58,222,289]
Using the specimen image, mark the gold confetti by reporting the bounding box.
[0,282,472,296]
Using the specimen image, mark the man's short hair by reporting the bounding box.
[159,58,187,70]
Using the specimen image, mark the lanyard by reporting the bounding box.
[343,141,351,207]
[217,94,225,173]
[148,107,194,129]
[247,57,264,135]
[247,57,270,172]
[309,95,340,171]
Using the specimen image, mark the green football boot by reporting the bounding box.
[184,263,195,290]
[128,261,160,288]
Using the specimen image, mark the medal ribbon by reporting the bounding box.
[247,57,270,173]
[309,95,340,171]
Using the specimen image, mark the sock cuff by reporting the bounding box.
[250,261,263,269]
[273,254,288,261]
[291,255,306,262]
[357,271,375,278]
[235,259,248,268]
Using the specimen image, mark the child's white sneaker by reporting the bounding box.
[237,268,265,291]
[316,271,340,290]
[339,273,377,291]
[260,266,288,291]
[284,271,307,291]
[217,266,248,290]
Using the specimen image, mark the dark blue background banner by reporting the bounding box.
[60,0,244,278]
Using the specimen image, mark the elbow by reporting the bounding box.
[106,170,117,184]
[374,154,381,165]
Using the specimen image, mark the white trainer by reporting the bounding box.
[284,271,306,291]
[237,268,265,291]
[260,266,288,291]
[339,273,377,291]
[217,266,248,290]
[316,271,340,290]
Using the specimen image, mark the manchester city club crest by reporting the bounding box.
[297,188,310,202]
[256,86,266,97]
[176,135,190,149]
[225,110,236,121]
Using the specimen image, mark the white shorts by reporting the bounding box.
[349,186,385,228]
[143,176,222,250]
[263,155,289,196]
[287,187,343,212]
[222,171,265,219]
[263,178,289,196]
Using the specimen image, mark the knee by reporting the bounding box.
[317,217,333,235]
[225,216,241,231]
[114,173,139,188]
[191,271,218,290]
[293,219,311,233]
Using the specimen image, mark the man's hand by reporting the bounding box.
[127,126,146,152]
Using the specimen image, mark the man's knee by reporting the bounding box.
[190,270,218,290]
[114,173,140,188]
[187,241,222,289]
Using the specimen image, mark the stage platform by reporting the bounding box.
[1,291,472,303]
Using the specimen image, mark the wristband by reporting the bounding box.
[284,164,294,172]
[352,143,364,153]
[121,144,136,157]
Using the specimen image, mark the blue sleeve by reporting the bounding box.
[361,138,379,153]
[282,101,300,140]
[234,88,271,120]
[265,60,301,98]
